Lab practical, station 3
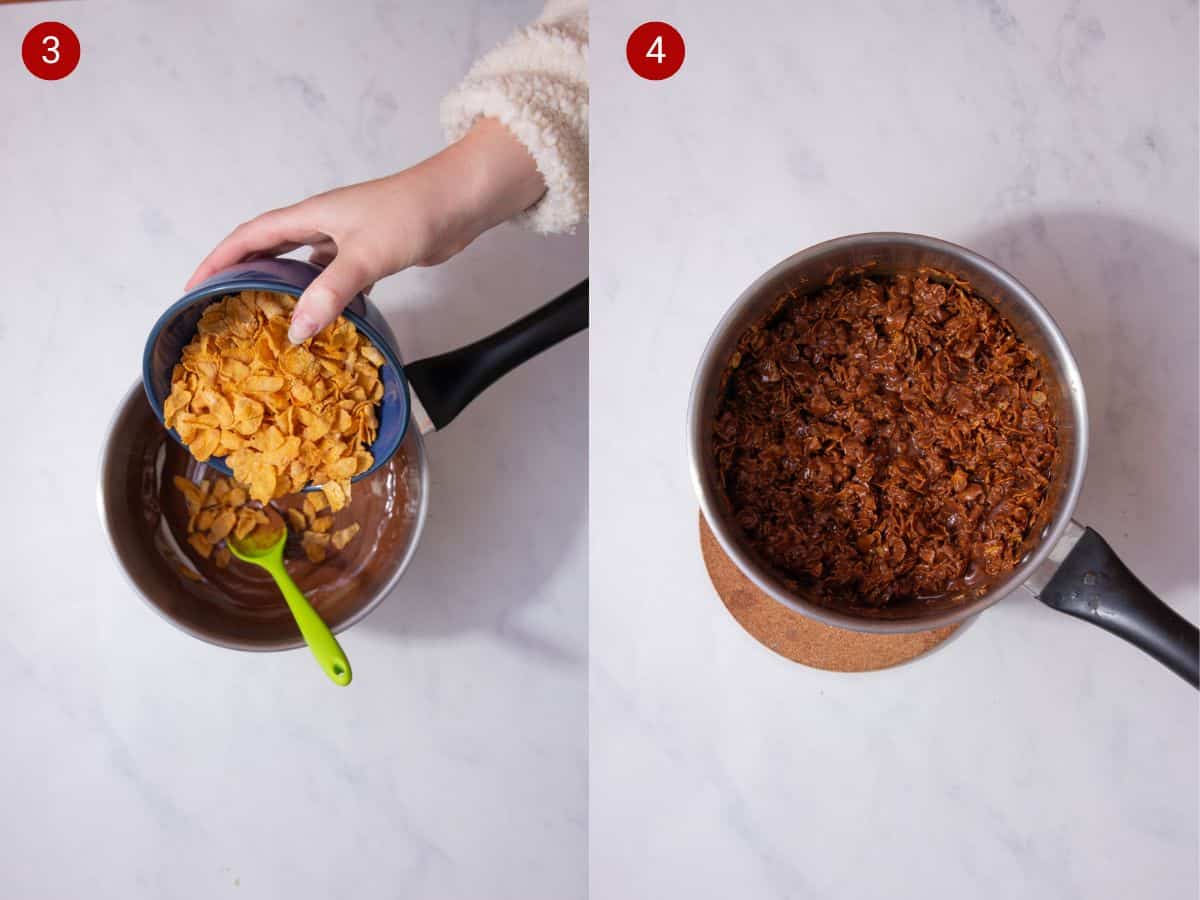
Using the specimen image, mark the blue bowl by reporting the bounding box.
[142,258,411,489]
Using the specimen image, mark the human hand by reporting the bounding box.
[186,118,545,344]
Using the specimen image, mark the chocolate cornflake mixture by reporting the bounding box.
[712,272,1058,609]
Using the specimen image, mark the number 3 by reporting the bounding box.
[41,35,60,65]
[646,34,665,64]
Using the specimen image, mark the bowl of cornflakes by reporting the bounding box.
[143,258,409,512]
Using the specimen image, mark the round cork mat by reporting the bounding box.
[700,515,961,671]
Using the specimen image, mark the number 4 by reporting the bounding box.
[646,34,665,64]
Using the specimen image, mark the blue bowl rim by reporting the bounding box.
[141,277,411,490]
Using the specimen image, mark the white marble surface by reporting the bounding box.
[1,2,585,898]
[591,2,1197,898]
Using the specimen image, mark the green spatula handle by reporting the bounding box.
[262,556,352,686]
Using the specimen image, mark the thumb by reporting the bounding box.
[288,253,370,344]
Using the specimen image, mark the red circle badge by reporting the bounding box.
[627,22,684,81]
[22,22,80,81]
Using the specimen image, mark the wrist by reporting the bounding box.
[442,117,546,238]
[395,118,545,267]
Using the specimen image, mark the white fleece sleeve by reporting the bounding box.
[440,0,588,234]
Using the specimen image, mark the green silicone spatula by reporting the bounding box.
[227,514,352,686]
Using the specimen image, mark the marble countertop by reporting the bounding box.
[1,2,585,898]
[590,1,1198,898]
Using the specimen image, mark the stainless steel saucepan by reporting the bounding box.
[688,233,1198,686]
[101,275,587,651]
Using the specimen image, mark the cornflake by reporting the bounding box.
[163,290,383,506]
[174,473,362,568]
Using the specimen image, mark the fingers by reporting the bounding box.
[308,239,337,268]
[185,207,321,290]
[288,252,371,344]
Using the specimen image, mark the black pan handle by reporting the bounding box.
[404,279,587,430]
[1040,527,1199,688]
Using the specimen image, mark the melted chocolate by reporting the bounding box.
[139,424,418,636]
[712,271,1059,611]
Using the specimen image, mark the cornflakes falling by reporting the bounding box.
[163,290,385,507]
[174,474,361,569]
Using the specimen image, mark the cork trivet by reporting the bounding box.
[700,515,960,671]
